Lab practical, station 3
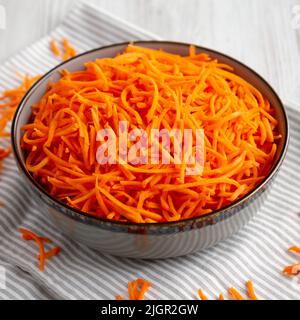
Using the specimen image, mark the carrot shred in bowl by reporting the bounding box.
[21,45,280,223]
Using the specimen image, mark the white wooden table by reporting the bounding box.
[0,0,300,104]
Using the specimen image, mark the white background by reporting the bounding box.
[0,0,299,103]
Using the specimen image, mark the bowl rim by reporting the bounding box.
[11,40,289,229]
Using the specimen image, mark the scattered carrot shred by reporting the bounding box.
[246,280,258,300]
[117,279,260,301]
[228,287,244,300]
[50,38,77,61]
[22,233,51,243]
[0,75,39,175]
[0,147,11,160]
[19,228,60,271]
[38,246,61,260]
[50,39,61,58]
[288,246,300,254]
[19,228,46,271]
[62,38,77,61]
[22,44,280,224]
[283,263,300,276]
[117,278,151,300]
[198,280,258,300]
[283,245,300,276]
[218,293,224,300]
[198,289,208,300]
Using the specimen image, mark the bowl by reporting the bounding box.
[11,41,289,259]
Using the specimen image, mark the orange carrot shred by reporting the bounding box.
[19,228,46,271]
[50,39,61,58]
[62,38,77,61]
[283,263,300,276]
[246,280,258,300]
[0,147,11,160]
[0,75,39,173]
[228,287,244,300]
[117,278,151,300]
[288,246,300,254]
[218,293,224,300]
[198,289,208,300]
[37,246,61,260]
[19,228,60,271]
[22,234,51,243]
[283,246,300,276]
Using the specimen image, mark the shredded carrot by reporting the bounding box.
[21,45,280,223]
[283,263,300,276]
[228,287,244,300]
[62,38,77,61]
[0,147,11,160]
[22,233,51,243]
[19,228,60,271]
[288,246,300,254]
[37,246,61,260]
[198,289,208,300]
[0,75,39,174]
[19,228,46,271]
[246,280,258,300]
[117,278,151,300]
[197,280,257,300]
[50,39,61,58]
[283,246,300,276]
[50,38,77,61]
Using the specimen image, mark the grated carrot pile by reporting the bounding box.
[22,44,280,223]
[116,278,151,300]
[198,280,258,300]
[19,228,60,271]
[50,38,77,61]
[283,246,300,276]
[0,75,39,171]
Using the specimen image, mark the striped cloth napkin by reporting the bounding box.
[0,1,300,300]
